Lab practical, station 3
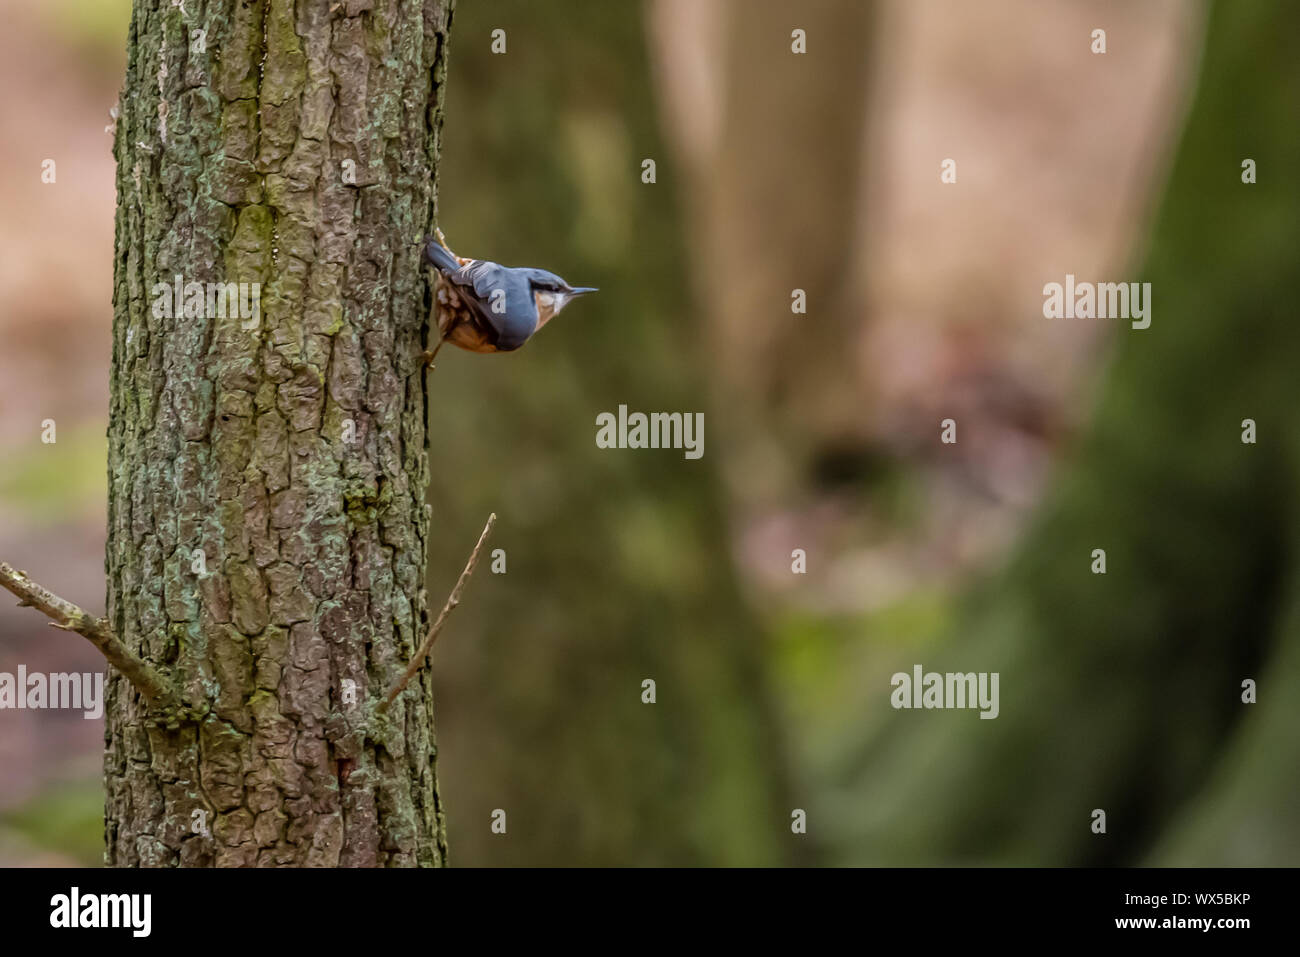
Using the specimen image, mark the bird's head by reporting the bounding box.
[527,269,598,327]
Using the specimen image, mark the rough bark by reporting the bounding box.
[105,0,454,867]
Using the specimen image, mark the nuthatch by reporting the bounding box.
[421,230,597,365]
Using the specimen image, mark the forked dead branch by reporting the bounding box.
[0,560,178,710]
[0,511,495,721]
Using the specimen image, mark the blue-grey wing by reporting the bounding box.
[456,262,537,351]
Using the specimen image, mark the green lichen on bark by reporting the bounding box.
[106,0,454,867]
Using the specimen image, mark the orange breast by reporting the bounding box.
[436,275,498,353]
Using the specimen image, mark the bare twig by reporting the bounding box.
[0,561,179,709]
[379,513,496,712]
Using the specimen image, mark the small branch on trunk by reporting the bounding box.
[0,561,180,710]
[378,512,496,713]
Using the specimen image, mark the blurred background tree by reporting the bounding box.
[822,0,1300,865]
[428,0,797,866]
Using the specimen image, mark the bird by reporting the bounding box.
[420,230,597,366]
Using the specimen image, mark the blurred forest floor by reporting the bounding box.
[0,0,1200,864]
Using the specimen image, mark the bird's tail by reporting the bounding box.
[423,237,461,274]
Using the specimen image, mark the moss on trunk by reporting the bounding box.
[105,0,454,867]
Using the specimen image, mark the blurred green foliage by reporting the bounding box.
[1,778,102,865]
[0,426,106,526]
[36,0,132,64]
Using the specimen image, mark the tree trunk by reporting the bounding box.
[104,0,454,867]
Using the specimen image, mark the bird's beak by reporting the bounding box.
[566,286,599,297]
